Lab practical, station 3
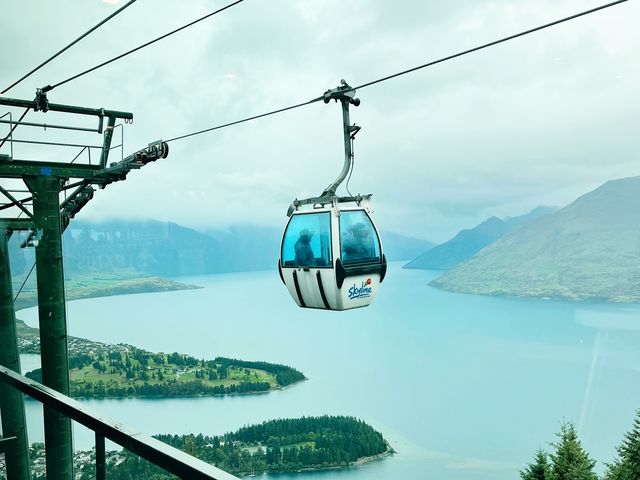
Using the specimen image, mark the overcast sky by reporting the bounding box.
[1,0,638,242]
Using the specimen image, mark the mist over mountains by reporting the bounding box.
[7,177,639,303]
[8,220,432,278]
[431,176,640,303]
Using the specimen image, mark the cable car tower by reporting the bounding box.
[0,89,169,480]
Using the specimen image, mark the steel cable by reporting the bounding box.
[43,0,245,93]
[1,0,138,94]
[164,0,628,144]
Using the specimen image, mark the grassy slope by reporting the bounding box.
[71,356,277,391]
[431,177,640,303]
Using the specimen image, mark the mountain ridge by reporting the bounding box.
[430,176,640,303]
[404,206,556,270]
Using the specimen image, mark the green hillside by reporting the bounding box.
[404,206,555,271]
[431,177,640,303]
[25,350,306,399]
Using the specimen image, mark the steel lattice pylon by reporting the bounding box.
[0,91,168,480]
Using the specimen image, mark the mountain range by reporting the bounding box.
[404,206,556,270]
[430,176,640,303]
[8,220,432,278]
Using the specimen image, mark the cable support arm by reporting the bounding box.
[320,80,360,198]
[94,140,169,185]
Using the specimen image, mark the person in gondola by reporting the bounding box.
[342,222,373,263]
[294,228,315,266]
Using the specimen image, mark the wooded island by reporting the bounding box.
[96,416,392,478]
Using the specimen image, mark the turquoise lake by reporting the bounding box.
[18,263,640,479]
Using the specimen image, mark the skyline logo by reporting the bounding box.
[348,278,373,300]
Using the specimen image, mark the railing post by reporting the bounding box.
[25,175,74,480]
[0,226,32,480]
[95,433,106,480]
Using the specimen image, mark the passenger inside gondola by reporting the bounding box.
[339,211,381,264]
[294,229,315,266]
[281,212,332,268]
[342,222,372,262]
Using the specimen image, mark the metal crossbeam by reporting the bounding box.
[0,159,100,179]
[0,218,34,230]
[0,96,132,121]
[0,186,32,218]
[0,436,17,454]
[0,118,99,133]
[0,366,239,480]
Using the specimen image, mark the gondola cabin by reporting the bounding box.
[279,198,387,311]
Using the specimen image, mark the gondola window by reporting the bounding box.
[281,213,332,267]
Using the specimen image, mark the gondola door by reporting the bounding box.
[333,208,384,310]
[280,210,337,309]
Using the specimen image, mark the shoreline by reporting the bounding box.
[234,445,395,477]
[14,275,202,313]
[428,282,640,306]
[19,378,306,401]
[429,279,640,305]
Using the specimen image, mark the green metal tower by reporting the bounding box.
[0,91,168,480]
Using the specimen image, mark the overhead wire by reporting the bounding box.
[1,0,139,95]
[352,0,629,92]
[164,0,628,144]
[165,97,323,143]
[43,0,246,93]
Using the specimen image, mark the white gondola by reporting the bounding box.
[278,81,387,311]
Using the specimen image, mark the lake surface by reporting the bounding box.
[18,264,640,479]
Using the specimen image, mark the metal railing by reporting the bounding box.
[0,365,239,480]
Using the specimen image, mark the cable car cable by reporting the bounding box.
[1,0,139,95]
[41,0,245,93]
[162,0,628,144]
[352,0,628,92]
[165,96,324,143]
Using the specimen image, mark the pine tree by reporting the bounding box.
[550,422,598,480]
[605,409,640,480]
[184,435,197,456]
[521,449,552,480]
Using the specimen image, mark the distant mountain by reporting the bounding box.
[504,206,557,229]
[404,206,556,270]
[431,177,640,303]
[62,220,230,276]
[7,220,429,279]
[379,232,435,262]
[202,225,282,272]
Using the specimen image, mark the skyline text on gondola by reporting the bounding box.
[348,281,372,300]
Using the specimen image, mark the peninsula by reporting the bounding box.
[25,348,306,398]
